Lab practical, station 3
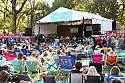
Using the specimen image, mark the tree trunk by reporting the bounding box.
[12,0,27,33]
[12,0,17,33]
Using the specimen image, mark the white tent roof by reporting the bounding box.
[36,7,112,23]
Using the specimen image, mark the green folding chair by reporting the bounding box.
[26,61,42,78]
[12,60,23,74]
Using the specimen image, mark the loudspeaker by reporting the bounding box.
[112,20,116,30]
[92,24,101,35]
[25,28,32,36]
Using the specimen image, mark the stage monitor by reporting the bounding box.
[86,26,92,31]
[70,28,78,33]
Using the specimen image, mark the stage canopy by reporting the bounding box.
[36,7,112,23]
[35,7,113,35]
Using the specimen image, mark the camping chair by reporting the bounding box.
[106,55,117,66]
[92,54,103,63]
[119,50,125,52]
[84,76,102,83]
[7,50,14,54]
[102,47,108,53]
[3,52,16,60]
[42,75,56,83]
[109,77,125,83]
[54,59,60,67]
[59,56,74,76]
[12,60,23,74]
[94,50,100,54]
[16,74,33,83]
[82,58,90,68]
[21,49,27,55]
[71,55,76,66]
[69,73,84,83]
[70,49,76,54]
[14,52,20,57]
[118,52,125,58]
[26,61,41,77]
[0,65,9,72]
[0,50,2,55]
[77,53,87,60]
[59,56,74,71]
[46,61,58,72]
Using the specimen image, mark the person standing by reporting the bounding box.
[118,35,124,49]
[111,36,116,50]
[107,36,111,47]
[102,36,107,47]
[97,36,102,48]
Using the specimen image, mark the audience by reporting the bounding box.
[1,35,125,83]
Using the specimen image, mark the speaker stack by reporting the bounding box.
[112,20,116,30]
[25,28,32,36]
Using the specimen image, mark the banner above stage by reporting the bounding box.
[36,7,112,24]
[51,12,72,22]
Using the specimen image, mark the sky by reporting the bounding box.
[43,0,53,7]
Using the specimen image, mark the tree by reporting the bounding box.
[0,0,12,33]
[78,0,125,24]
[23,0,50,30]
[12,0,27,33]
[51,0,77,12]
[118,0,125,24]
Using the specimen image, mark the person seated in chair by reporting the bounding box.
[86,66,100,76]
[71,60,82,73]
[0,70,26,83]
[112,78,123,83]
[122,55,125,65]
[27,51,42,71]
[107,49,117,56]
[105,49,117,66]
[105,66,124,83]
[71,60,87,74]
[0,54,6,66]
[14,53,26,70]
[0,70,11,83]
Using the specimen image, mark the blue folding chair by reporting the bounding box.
[42,75,56,83]
[59,56,74,71]
[119,50,125,52]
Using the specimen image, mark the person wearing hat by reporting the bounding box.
[107,50,116,56]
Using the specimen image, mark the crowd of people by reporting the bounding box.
[0,35,125,83]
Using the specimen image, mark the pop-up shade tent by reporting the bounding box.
[35,7,113,35]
